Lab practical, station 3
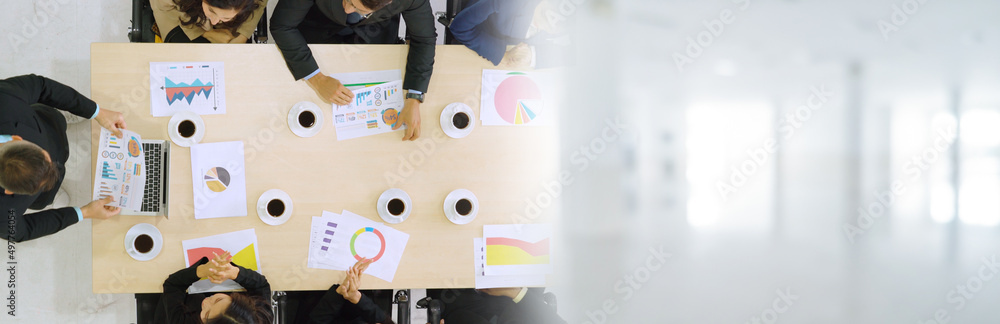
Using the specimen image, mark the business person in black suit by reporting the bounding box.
[270,0,436,141]
[436,287,566,324]
[308,258,397,324]
[0,74,127,243]
[153,252,273,323]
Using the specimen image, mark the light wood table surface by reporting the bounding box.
[90,43,558,293]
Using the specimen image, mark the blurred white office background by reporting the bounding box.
[556,0,1000,323]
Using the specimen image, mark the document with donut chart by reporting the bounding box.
[307,210,410,282]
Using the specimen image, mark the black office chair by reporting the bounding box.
[129,0,269,43]
[435,0,468,44]
[420,289,558,323]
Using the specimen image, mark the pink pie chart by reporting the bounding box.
[494,75,542,125]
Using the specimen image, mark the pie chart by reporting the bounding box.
[204,167,231,193]
[494,74,543,125]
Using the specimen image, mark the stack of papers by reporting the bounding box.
[308,210,410,282]
[92,128,146,211]
[475,224,552,289]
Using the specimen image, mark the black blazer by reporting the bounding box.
[442,288,567,324]
[153,257,273,324]
[308,285,388,324]
[0,74,97,242]
[270,0,437,93]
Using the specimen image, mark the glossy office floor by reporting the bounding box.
[1,0,446,322]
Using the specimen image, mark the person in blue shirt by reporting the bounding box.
[0,74,126,242]
[448,0,567,68]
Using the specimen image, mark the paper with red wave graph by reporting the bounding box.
[150,61,226,117]
[483,224,553,276]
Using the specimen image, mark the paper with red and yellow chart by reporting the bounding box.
[182,228,261,293]
[483,224,554,276]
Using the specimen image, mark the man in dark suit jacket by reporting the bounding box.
[270,0,437,141]
[437,287,567,324]
[1,74,127,243]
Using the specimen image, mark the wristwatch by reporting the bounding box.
[405,92,425,103]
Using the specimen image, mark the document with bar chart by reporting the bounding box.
[149,61,226,117]
[91,128,146,210]
[483,224,553,276]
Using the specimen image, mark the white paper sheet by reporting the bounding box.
[92,128,146,210]
[307,210,410,282]
[474,238,546,289]
[483,224,553,276]
[181,229,261,294]
[190,141,247,219]
[332,80,406,141]
[480,69,554,126]
[150,61,226,117]
[331,69,402,90]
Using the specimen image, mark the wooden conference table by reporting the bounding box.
[90,43,558,293]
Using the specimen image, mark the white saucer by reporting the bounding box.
[377,188,412,224]
[288,101,324,138]
[167,111,205,147]
[124,223,163,261]
[444,189,479,225]
[257,189,293,226]
[440,102,475,139]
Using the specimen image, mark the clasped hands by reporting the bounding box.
[196,252,241,284]
[336,258,373,304]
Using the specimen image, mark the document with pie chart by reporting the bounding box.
[480,69,555,126]
[190,141,247,219]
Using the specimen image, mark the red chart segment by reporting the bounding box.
[494,75,543,125]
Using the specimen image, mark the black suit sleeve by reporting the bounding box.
[499,289,567,324]
[232,261,272,305]
[400,0,437,93]
[159,257,210,324]
[5,205,80,243]
[308,285,386,324]
[0,74,98,118]
[270,0,322,80]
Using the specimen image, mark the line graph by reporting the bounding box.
[165,78,214,105]
[150,62,227,116]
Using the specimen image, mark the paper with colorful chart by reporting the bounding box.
[480,69,554,126]
[92,128,146,210]
[190,141,247,219]
[307,210,410,282]
[483,224,553,276]
[182,228,261,294]
[332,80,405,141]
[149,61,226,117]
[474,238,546,289]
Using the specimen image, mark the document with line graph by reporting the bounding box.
[149,61,227,117]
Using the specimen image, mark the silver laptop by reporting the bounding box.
[121,140,170,217]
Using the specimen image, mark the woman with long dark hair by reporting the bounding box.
[152,0,266,43]
[153,252,273,323]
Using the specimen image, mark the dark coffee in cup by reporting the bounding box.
[178,120,196,138]
[134,234,154,253]
[452,112,470,129]
[298,110,316,128]
[387,198,405,216]
[455,198,472,216]
[267,199,285,217]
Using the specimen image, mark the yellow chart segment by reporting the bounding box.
[231,243,258,271]
[486,245,550,266]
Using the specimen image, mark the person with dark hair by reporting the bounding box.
[0,74,127,243]
[154,252,274,324]
[270,0,437,141]
[436,287,566,324]
[448,0,567,68]
[153,0,267,43]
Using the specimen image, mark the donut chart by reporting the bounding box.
[349,227,386,262]
[494,74,543,125]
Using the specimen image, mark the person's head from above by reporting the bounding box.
[343,0,392,18]
[0,136,58,196]
[201,292,272,324]
[175,0,260,28]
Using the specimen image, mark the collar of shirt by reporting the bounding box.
[0,135,12,143]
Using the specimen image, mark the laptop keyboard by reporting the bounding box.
[140,142,162,213]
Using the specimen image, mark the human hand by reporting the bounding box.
[337,258,372,304]
[393,98,421,141]
[82,196,121,220]
[95,109,127,138]
[499,43,531,69]
[307,73,354,106]
[202,29,235,43]
[206,252,239,284]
